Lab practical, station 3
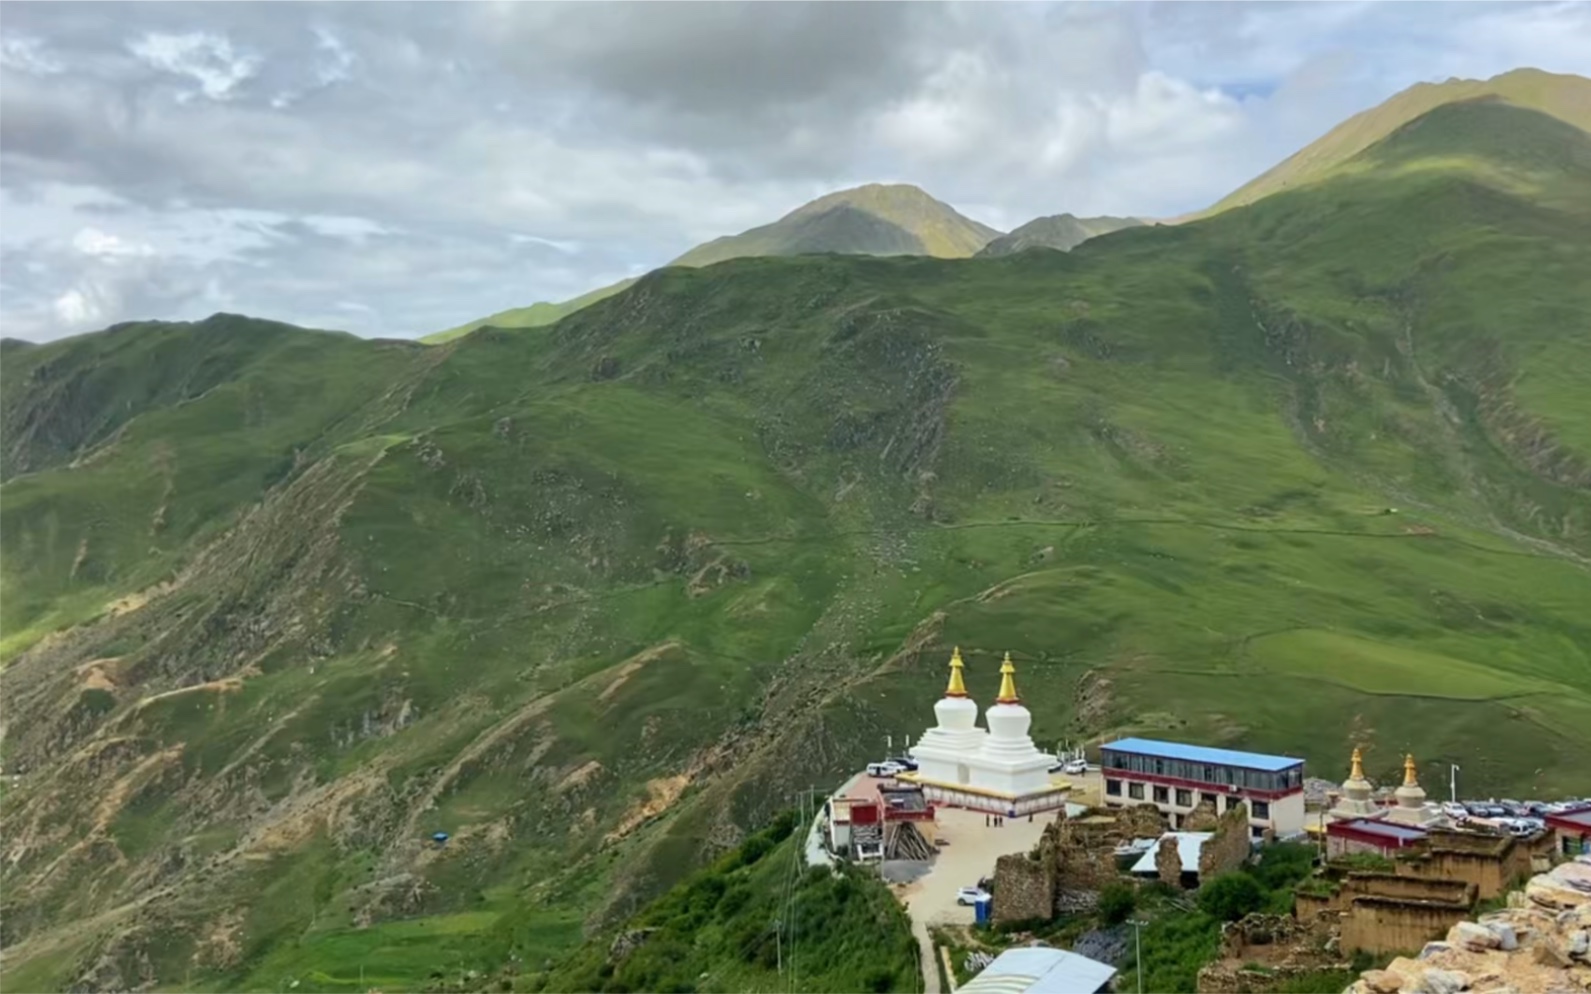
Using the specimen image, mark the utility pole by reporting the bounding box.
[1450,765,1460,806]
[1129,919,1146,994]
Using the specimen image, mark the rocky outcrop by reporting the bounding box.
[1343,858,1591,994]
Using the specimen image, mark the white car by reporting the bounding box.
[957,887,991,905]
[867,761,905,777]
[1441,802,1469,821]
[1062,759,1088,775]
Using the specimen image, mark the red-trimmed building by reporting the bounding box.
[1099,738,1307,838]
[1326,817,1430,858]
[1545,804,1591,858]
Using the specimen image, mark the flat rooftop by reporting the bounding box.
[1100,737,1304,773]
[1547,805,1591,830]
[1330,817,1429,842]
[959,946,1117,994]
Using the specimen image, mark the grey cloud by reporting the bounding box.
[3,1,1588,343]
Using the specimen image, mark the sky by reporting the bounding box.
[2,1,1588,343]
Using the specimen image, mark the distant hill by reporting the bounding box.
[425,278,640,344]
[1204,67,1591,215]
[975,213,1144,256]
[671,182,1000,268]
[423,183,1000,343]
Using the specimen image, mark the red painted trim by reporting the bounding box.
[1326,821,1424,849]
[1544,807,1591,834]
[1102,769,1303,801]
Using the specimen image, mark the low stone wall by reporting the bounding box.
[1340,896,1473,956]
[1197,962,1352,994]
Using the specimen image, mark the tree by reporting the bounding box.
[1197,872,1266,922]
[1097,882,1137,926]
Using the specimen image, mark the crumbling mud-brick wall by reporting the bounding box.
[993,807,1151,921]
[1116,803,1168,839]
[1183,799,1220,831]
[992,852,1053,923]
[1156,836,1183,887]
[1200,801,1252,880]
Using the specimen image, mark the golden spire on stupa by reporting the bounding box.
[995,652,1020,704]
[1350,746,1365,781]
[1403,753,1419,787]
[945,646,969,698]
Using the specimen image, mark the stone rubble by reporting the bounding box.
[1343,857,1591,994]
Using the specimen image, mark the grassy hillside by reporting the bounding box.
[1206,68,1591,214]
[423,184,1001,343]
[528,811,916,994]
[975,214,1144,256]
[2,98,1589,993]
[424,280,641,345]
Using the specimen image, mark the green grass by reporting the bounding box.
[3,95,1591,992]
[530,812,916,994]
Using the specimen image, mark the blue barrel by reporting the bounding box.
[974,896,992,925]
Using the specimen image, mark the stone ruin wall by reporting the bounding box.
[990,804,1167,921]
[1199,800,1253,880]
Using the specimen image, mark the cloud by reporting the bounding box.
[127,30,260,102]
[2,1,1588,342]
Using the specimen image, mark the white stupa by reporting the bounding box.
[904,650,1069,816]
[1328,746,1382,821]
[970,653,1060,796]
[1386,754,1441,827]
[908,647,991,786]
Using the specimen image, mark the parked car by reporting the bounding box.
[1062,759,1088,775]
[957,887,991,906]
[867,761,905,777]
[1442,802,1469,821]
[888,756,920,771]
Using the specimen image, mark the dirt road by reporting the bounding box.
[896,808,1055,993]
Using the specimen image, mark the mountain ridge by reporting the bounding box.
[423,183,998,343]
[975,213,1145,256]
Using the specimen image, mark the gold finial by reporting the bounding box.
[995,652,1020,704]
[1403,754,1418,787]
[945,647,969,698]
[1350,746,1364,781]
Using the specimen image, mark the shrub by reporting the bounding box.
[1098,883,1137,925]
[1198,872,1266,921]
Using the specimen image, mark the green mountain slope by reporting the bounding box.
[425,280,640,345]
[421,184,1001,344]
[3,98,1591,993]
[1207,67,1591,214]
[975,214,1144,256]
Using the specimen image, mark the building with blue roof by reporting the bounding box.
[1098,737,1307,839]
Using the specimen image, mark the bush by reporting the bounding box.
[1198,872,1266,922]
[1098,883,1137,925]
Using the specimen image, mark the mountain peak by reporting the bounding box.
[975,213,1142,257]
[669,182,1001,267]
[1205,66,1591,214]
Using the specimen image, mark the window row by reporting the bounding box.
[1103,779,1270,820]
[1100,750,1303,792]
